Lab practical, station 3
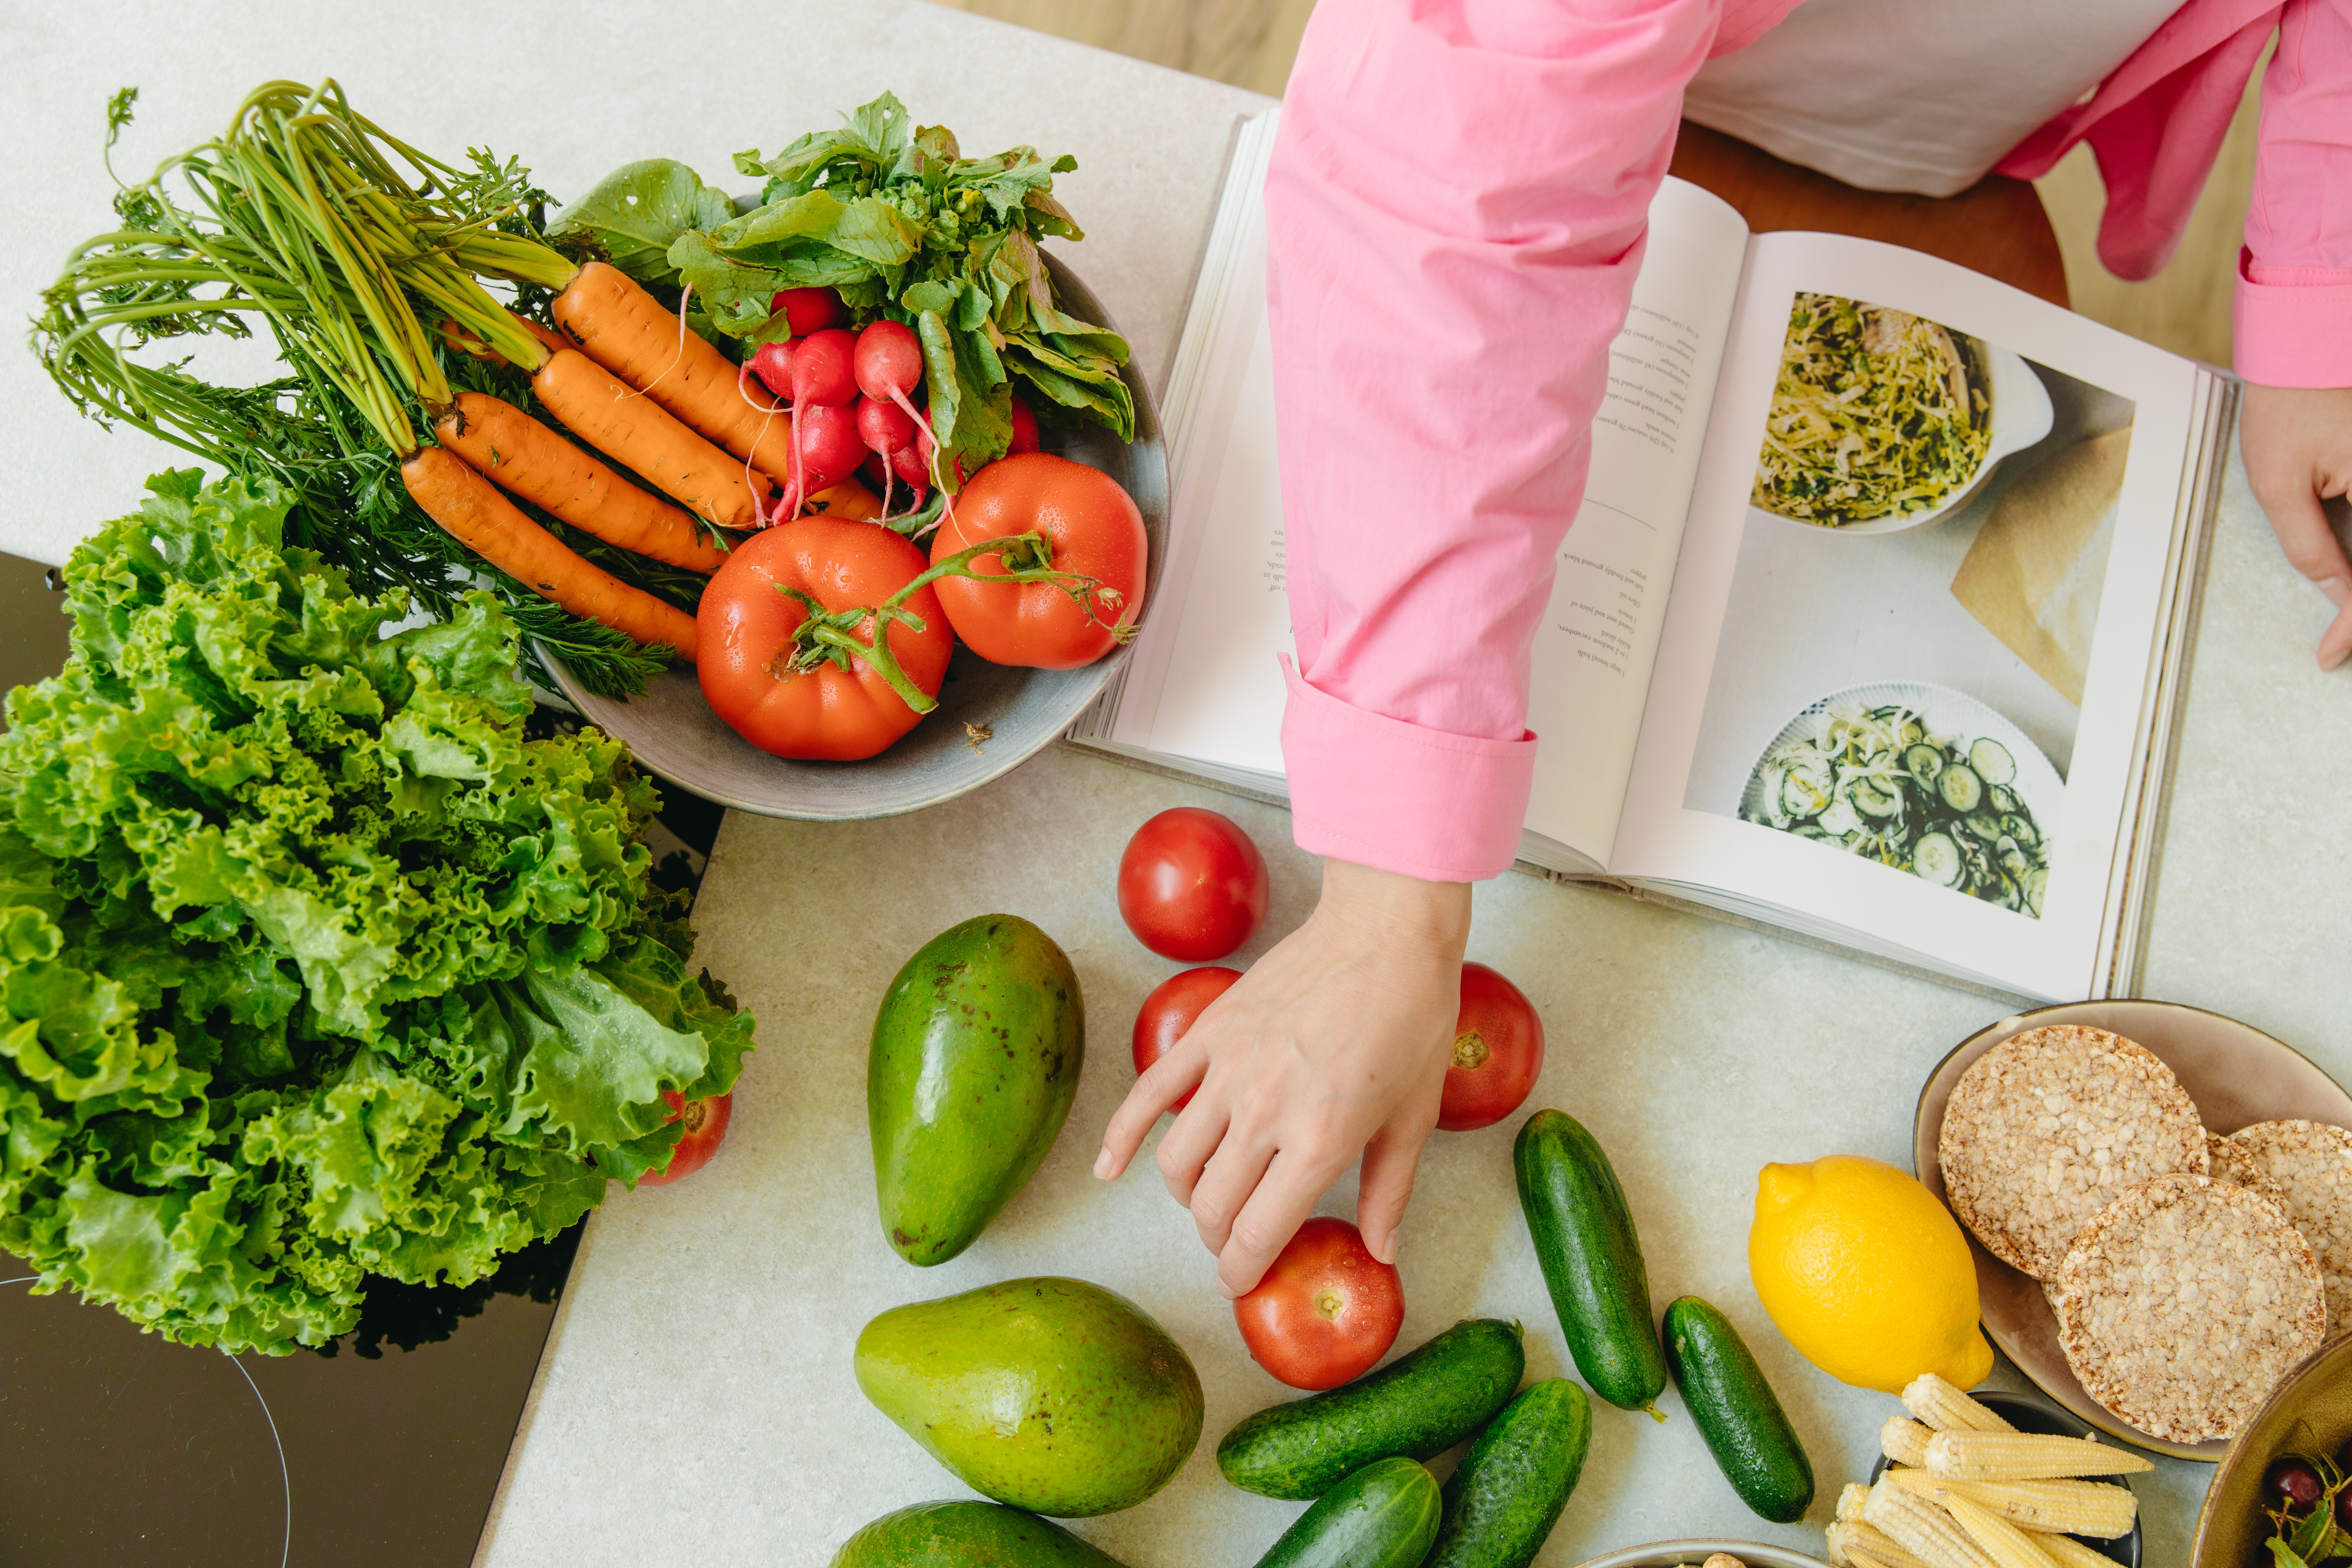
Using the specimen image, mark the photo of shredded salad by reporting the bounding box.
[1751,293,1993,526]
[1743,695,2053,917]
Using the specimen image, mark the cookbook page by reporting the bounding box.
[1610,231,2202,999]
[1121,176,1752,863]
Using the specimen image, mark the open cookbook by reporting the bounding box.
[1073,110,2237,1002]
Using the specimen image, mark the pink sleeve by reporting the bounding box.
[1265,0,1720,883]
[2237,0,2352,386]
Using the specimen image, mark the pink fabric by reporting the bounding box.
[1267,0,2352,882]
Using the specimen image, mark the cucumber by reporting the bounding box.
[1938,762,1983,814]
[1217,1319,1526,1500]
[1421,1379,1591,1568]
[1661,1296,1815,1524]
[1252,1458,1442,1568]
[1912,832,1963,887]
[1513,1109,1667,1414]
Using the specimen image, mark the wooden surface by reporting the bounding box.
[1668,120,2070,307]
[927,0,2250,362]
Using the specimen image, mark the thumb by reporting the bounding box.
[1356,1110,1436,1265]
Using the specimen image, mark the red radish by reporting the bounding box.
[854,320,924,404]
[776,328,859,516]
[749,340,796,402]
[853,318,948,504]
[857,396,920,520]
[771,287,844,336]
[1009,395,1040,455]
[857,396,915,459]
[888,429,931,490]
[860,451,890,490]
[788,402,867,497]
[790,329,858,408]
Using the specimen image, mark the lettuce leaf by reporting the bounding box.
[0,471,754,1352]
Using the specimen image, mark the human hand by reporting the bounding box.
[2240,383,2352,671]
[1094,858,1471,1298]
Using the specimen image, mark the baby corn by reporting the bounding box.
[1839,1482,1875,1522]
[1882,1468,2135,1539]
[1902,1374,2017,1434]
[2023,1531,2132,1568]
[1827,1518,1940,1568]
[1943,1492,2063,1568]
[1884,1415,1936,1467]
[1864,1476,1997,1568]
[1922,1430,2154,1482]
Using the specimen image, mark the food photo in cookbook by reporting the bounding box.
[1681,294,2139,929]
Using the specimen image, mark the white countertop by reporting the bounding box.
[5,7,2347,1566]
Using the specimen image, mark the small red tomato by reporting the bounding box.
[1132,966,1242,1113]
[1234,1217,1405,1390]
[640,1090,733,1186]
[1116,807,1269,961]
[1437,963,1545,1132]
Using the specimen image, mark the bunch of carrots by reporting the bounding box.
[36,80,965,678]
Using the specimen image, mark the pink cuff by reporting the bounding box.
[2236,249,2352,387]
[1279,657,1536,883]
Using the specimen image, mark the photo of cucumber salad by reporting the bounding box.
[1743,694,2054,917]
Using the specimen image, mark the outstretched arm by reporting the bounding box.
[1097,0,1722,1296]
[2234,0,2352,670]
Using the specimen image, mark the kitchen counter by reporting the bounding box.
[3,5,2345,1565]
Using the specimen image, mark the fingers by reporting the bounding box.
[1153,1092,1232,1209]
[1095,1034,1210,1181]
[1356,1108,1437,1265]
[2325,596,2352,673]
[1187,1132,1275,1258]
[2246,424,2352,668]
[1214,1148,1341,1299]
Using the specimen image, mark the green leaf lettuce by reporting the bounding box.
[0,471,755,1352]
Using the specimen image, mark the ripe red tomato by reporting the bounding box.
[1116,808,1269,961]
[1234,1217,1405,1390]
[640,1090,733,1186]
[1437,962,1545,1132]
[1132,966,1242,1112]
[697,515,952,761]
[926,452,1147,668]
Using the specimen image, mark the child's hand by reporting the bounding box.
[2241,383,2352,671]
[1095,858,1470,1298]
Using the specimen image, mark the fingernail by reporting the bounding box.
[2324,577,2351,608]
[1093,1147,1115,1179]
[1217,1280,1242,1301]
[2325,645,2349,673]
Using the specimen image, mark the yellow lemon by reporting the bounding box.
[1748,1154,1992,1394]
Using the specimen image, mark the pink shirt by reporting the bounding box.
[1266,0,2352,884]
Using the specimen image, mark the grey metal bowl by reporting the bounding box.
[1868,1389,2142,1567]
[540,255,1166,820]
[1571,1541,1830,1568]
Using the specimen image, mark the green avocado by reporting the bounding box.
[869,913,1084,1267]
[828,1500,1130,1567]
[855,1276,1204,1518]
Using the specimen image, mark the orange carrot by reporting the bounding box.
[803,477,886,522]
[552,260,796,489]
[509,312,575,364]
[434,392,727,574]
[400,447,698,659]
[530,348,770,533]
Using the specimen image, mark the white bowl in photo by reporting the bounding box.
[1760,338,2055,538]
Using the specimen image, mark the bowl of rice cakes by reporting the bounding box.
[1915,1001,2352,1459]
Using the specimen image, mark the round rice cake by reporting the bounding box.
[2053,1174,2324,1443]
[1939,1026,2208,1279]
[2206,1130,2294,1214]
[2230,1120,2352,1340]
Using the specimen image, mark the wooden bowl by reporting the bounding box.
[1913,999,2352,1460]
[2192,1334,2352,1567]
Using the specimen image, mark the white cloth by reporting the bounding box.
[1684,0,2184,196]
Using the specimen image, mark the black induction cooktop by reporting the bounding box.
[0,1226,579,1567]
[0,555,727,1564]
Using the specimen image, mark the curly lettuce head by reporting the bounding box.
[0,471,751,1352]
